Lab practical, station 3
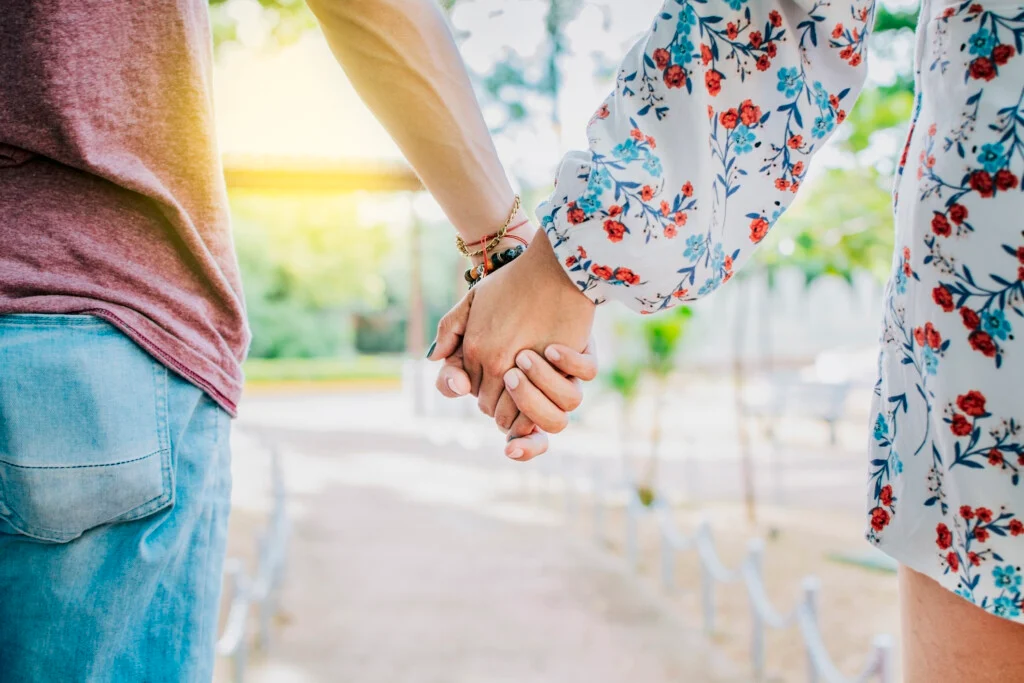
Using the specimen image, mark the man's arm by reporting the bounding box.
[305,0,521,242]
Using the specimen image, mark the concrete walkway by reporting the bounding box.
[222,422,743,683]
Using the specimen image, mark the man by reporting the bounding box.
[0,0,594,680]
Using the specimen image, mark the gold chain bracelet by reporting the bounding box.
[455,194,521,258]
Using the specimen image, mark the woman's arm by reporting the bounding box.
[539,0,875,310]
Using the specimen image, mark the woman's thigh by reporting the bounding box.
[901,565,1024,682]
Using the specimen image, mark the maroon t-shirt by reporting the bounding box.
[0,0,249,414]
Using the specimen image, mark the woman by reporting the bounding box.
[436,0,1024,679]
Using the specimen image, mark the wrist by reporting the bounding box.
[469,208,534,266]
[521,230,598,311]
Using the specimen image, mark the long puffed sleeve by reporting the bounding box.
[538,0,874,311]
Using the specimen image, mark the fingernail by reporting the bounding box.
[508,448,524,460]
[506,433,516,443]
[446,377,465,396]
[503,369,520,390]
[516,352,532,370]
[425,340,436,358]
[544,346,561,362]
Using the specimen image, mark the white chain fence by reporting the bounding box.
[526,453,894,683]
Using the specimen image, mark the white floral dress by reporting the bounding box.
[538,0,1024,621]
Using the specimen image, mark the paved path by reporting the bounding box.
[223,424,743,683]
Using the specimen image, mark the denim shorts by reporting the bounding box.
[0,314,233,682]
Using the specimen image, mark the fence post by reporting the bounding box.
[699,523,716,635]
[747,539,766,681]
[874,634,894,683]
[802,576,821,683]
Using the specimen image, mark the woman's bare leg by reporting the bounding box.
[900,565,1024,682]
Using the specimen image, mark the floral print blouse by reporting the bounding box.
[539,0,1024,623]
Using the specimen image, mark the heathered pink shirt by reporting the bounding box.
[0,0,249,414]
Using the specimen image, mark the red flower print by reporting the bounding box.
[646,135,657,148]
[970,3,984,12]
[701,44,712,66]
[749,31,763,48]
[969,330,997,357]
[849,53,862,67]
[870,507,890,531]
[993,44,1015,65]
[674,211,688,225]
[603,219,626,242]
[664,65,687,89]
[705,70,722,96]
[1017,246,1024,263]
[630,128,643,141]
[996,169,1018,191]
[707,105,714,120]
[931,213,952,237]
[989,449,1004,466]
[969,57,997,81]
[969,551,982,566]
[832,23,844,39]
[925,323,942,350]
[577,246,587,259]
[749,217,770,243]
[936,523,953,549]
[1019,266,1024,281]
[765,42,777,57]
[975,527,990,542]
[608,204,622,217]
[1010,520,1024,536]
[641,185,655,201]
[769,10,782,27]
[673,288,689,299]
[726,22,738,40]
[880,485,894,507]
[595,104,610,119]
[957,390,987,417]
[951,414,973,437]
[664,225,678,238]
[724,255,734,270]
[660,200,671,216]
[775,178,790,191]
[949,203,968,225]
[565,255,577,267]
[681,181,694,197]
[914,326,926,347]
[961,307,981,329]
[790,181,800,193]
[943,6,955,17]
[653,48,670,70]
[792,161,805,177]
[592,264,613,280]
[839,46,854,61]
[756,55,772,71]
[788,135,803,149]
[613,267,640,286]
[829,93,840,110]
[961,505,975,519]
[976,507,993,523]
[739,99,761,127]
[567,204,586,224]
[903,247,910,261]
[933,286,954,312]
[719,108,739,130]
[947,552,960,571]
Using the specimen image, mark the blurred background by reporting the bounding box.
[210,0,918,681]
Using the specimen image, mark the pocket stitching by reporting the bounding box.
[0,449,165,470]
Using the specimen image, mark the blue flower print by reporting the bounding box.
[978,143,1006,174]
[993,595,1021,619]
[698,274,722,297]
[672,39,695,65]
[812,113,836,139]
[812,81,830,109]
[678,5,697,29]
[993,565,1023,590]
[873,413,888,441]
[710,242,725,271]
[612,138,640,162]
[730,125,756,154]
[643,154,664,177]
[892,450,903,475]
[777,67,802,98]
[955,587,976,603]
[969,28,998,57]
[684,234,707,261]
[923,346,939,375]
[577,193,602,214]
[894,268,907,294]
[982,309,1012,340]
[725,0,747,10]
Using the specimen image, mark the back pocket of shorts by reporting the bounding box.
[0,315,173,543]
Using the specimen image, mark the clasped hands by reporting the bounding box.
[427,229,598,460]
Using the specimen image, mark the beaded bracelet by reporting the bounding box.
[455,195,521,259]
[464,245,525,288]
